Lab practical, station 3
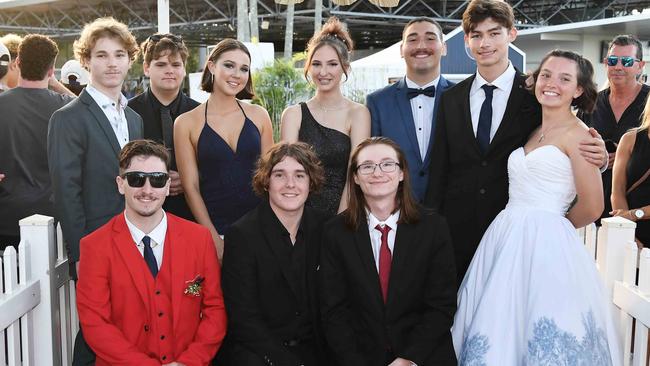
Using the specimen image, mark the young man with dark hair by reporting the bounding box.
[579,34,649,221]
[77,139,226,365]
[129,33,199,220]
[47,17,144,365]
[367,17,453,202]
[425,0,607,283]
[0,34,75,249]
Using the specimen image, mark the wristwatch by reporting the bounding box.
[633,209,644,220]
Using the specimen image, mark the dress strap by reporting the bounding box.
[235,100,249,120]
[204,99,209,125]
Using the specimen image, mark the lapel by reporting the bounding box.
[353,222,384,305]
[488,72,528,154]
[125,107,142,140]
[112,214,152,314]
[167,216,187,332]
[259,203,300,299]
[80,89,121,156]
[394,78,421,161]
[385,221,417,309]
[457,74,482,156]
[423,76,449,165]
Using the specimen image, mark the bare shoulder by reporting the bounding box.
[349,101,370,117]
[561,119,592,154]
[175,103,205,129]
[241,100,271,121]
[282,103,302,121]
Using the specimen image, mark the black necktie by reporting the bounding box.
[160,107,175,166]
[407,85,435,99]
[476,85,497,153]
[142,235,158,278]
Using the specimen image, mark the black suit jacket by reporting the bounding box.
[128,89,200,220]
[424,72,541,282]
[48,89,143,263]
[221,201,330,366]
[320,210,457,366]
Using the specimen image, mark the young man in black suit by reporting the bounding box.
[129,33,199,220]
[321,137,457,366]
[221,142,330,366]
[425,0,607,284]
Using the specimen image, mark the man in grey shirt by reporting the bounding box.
[0,34,75,250]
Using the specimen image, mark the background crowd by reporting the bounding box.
[0,0,647,364]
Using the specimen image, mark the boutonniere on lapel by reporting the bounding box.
[183,275,204,297]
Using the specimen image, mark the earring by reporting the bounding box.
[211,73,215,84]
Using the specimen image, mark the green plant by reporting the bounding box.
[252,55,313,141]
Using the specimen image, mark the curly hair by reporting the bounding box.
[74,17,139,70]
[18,34,58,81]
[304,17,354,81]
[252,142,324,197]
[0,34,23,60]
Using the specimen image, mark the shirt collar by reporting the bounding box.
[86,84,128,110]
[124,210,168,247]
[147,87,182,113]
[405,76,440,90]
[471,62,516,96]
[367,209,400,231]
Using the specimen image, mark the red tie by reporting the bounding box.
[375,224,392,303]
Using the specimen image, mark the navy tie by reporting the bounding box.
[142,235,158,278]
[477,85,497,153]
[407,85,435,99]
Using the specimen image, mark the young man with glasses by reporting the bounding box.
[321,137,457,366]
[579,34,649,221]
[76,139,226,366]
[129,33,199,221]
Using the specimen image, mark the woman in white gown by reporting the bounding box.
[453,50,622,366]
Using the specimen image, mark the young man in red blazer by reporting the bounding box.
[76,139,226,366]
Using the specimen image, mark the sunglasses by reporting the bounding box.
[121,171,169,188]
[147,33,183,44]
[606,56,640,67]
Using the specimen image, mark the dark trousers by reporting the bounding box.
[73,279,96,366]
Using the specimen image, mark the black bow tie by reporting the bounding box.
[407,85,436,99]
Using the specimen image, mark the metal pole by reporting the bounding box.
[314,0,322,34]
[237,0,249,41]
[250,0,259,41]
[284,0,294,59]
[157,0,170,33]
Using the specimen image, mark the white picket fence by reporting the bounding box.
[579,216,650,366]
[0,215,77,366]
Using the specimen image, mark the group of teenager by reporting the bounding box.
[0,0,638,364]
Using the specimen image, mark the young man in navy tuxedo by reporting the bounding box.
[367,17,453,202]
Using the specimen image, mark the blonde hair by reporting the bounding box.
[74,17,139,69]
[0,34,23,59]
[304,17,354,81]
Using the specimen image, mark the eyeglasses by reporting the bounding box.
[356,161,401,175]
[606,56,640,67]
[147,33,183,44]
[121,171,169,188]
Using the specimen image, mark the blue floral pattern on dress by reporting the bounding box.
[459,334,489,366]
[459,310,612,366]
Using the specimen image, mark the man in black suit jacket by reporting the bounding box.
[321,137,457,366]
[425,0,606,283]
[221,142,330,366]
[128,33,199,220]
[47,17,143,366]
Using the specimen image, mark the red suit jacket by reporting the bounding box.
[76,212,227,366]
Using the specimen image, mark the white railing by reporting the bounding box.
[0,215,77,366]
[587,217,650,366]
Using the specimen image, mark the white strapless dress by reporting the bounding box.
[453,146,622,366]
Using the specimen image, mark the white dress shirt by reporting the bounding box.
[86,84,130,148]
[124,211,167,270]
[367,210,400,272]
[469,62,516,141]
[406,77,439,161]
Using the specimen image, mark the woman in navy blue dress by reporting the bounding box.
[175,39,274,260]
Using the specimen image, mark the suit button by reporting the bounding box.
[160,335,165,340]
[479,188,486,194]
[158,312,163,317]
[155,290,161,295]
[419,171,425,177]
[144,325,149,332]
[295,311,300,316]
[162,356,167,361]
[481,161,487,167]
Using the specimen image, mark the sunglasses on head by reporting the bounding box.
[121,171,169,188]
[148,33,183,44]
[606,56,640,67]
